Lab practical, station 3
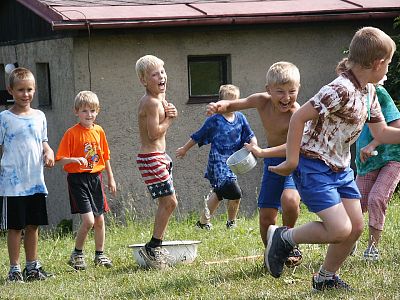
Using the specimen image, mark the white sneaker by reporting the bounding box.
[363,245,379,261]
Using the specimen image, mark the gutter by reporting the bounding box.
[51,11,400,31]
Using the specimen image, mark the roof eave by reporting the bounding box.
[51,11,400,31]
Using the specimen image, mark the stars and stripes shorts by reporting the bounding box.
[136,152,175,199]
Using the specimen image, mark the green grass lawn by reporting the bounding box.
[1,196,400,299]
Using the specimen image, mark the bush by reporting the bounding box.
[385,17,400,104]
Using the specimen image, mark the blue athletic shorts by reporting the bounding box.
[258,157,297,209]
[293,155,361,213]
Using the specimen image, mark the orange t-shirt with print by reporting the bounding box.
[56,123,110,174]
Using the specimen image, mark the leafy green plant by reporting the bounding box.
[385,17,400,104]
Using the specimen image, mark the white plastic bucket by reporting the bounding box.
[128,240,201,267]
[226,148,257,175]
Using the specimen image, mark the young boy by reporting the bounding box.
[135,55,178,269]
[266,27,400,290]
[56,91,116,270]
[176,84,257,229]
[0,67,54,282]
[206,62,302,266]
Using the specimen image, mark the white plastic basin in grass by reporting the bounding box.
[128,240,201,267]
[226,148,257,175]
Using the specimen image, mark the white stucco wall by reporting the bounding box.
[0,20,395,227]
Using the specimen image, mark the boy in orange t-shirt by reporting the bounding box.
[56,91,116,270]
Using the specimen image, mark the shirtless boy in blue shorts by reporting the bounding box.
[207,62,302,266]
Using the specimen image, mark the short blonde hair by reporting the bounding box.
[74,91,100,112]
[266,62,300,87]
[344,26,396,70]
[135,55,164,81]
[219,84,240,100]
[8,67,35,88]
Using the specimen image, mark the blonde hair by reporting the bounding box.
[266,62,300,87]
[337,26,396,73]
[219,84,240,100]
[135,55,164,81]
[8,67,35,88]
[74,91,100,112]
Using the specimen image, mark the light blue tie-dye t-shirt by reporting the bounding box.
[0,109,48,196]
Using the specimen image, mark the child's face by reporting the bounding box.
[7,79,35,109]
[266,82,300,112]
[142,65,167,95]
[372,57,391,84]
[75,105,98,128]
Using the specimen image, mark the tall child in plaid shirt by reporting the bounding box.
[176,84,257,229]
[266,27,400,291]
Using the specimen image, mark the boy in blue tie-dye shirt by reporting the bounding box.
[177,84,257,229]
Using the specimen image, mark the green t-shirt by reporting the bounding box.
[355,85,400,176]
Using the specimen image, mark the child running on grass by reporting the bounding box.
[135,55,178,269]
[354,76,400,261]
[176,84,257,230]
[0,67,55,282]
[56,91,116,270]
[207,62,302,267]
[265,26,400,291]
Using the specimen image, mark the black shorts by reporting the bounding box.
[0,194,48,230]
[214,180,242,201]
[67,172,108,216]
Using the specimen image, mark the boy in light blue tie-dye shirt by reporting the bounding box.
[0,67,54,282]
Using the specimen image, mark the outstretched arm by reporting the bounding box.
[245,143,286,158]
[269,101,318,176]
[206,93,266,115]
[176,138,196,158]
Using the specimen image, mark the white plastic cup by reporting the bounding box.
[370,150,378,156]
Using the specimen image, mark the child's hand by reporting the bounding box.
[206,102,219,115]
[244,143,262,157]
[43,149,55,168]
[73,157,89,167]
[164,102,178,118]
[268,160,296,176]
[176,147,187,158]
[360,145,378,163]
[107,178,117,197]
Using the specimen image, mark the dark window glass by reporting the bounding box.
[36,62,52,108]
[188,55,230,104]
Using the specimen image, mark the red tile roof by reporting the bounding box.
[16,0,400,30]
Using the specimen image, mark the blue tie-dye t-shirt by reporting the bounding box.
[0,109,49,196]
[191,112,255,188]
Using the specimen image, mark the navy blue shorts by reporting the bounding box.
[0,194,48,230]
[258,157,297,209]
[67,172,108,216]
[293,155,361,213]
[214,180,242,201]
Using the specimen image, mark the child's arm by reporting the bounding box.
[362,118,400,162]
[368,120,400,145]
[56,157,89,167]
[176,138,196,158]
[105,160,117,197]
[269,102,319,176]
[206,93,266,115]
[245,142,286,158]
[43,142,55,168]
[147,100,176,141]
